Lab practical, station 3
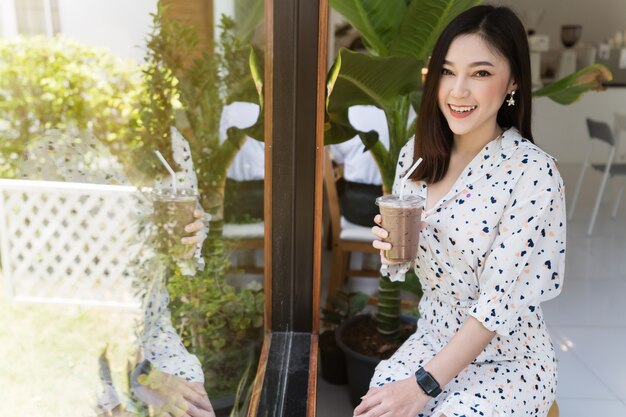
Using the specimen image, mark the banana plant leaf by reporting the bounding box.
[241,46,264,141]
[533,64,612,105]
[326,49,421,115]
[234,0,264,42]
[324,107,365,145]
[389,0,482,60]
[329,0,406,56]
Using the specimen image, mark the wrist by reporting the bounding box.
[414,366,442,398]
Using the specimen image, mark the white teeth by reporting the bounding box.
[450,105,477,113]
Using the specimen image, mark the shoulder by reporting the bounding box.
[504,128,562,187]
[504,128,556,163]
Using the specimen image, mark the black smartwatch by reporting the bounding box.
[414,367,442,397]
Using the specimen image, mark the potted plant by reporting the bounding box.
[324,0,612,403]
[320,290,369,384]
[167,258,264,415]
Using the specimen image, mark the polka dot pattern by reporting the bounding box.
[142,261,204,383]
[375,127,565,416]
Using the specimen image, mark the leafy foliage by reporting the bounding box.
[137,7,262,214]
[322,290,369,329]
[167,254,264,398]
[533,64,613,104]
[0,35,144,179]
[139,3,265,403]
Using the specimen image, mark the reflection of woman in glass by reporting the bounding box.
[98,212,216,417]
[363,6,565,417]
[18,131,216,417]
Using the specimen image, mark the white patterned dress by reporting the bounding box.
[371,127,566,417]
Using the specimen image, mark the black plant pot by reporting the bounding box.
[335,315,380,407]
[319,329,348,385]
[335,314,418,408]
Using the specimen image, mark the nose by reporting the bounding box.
[449,76,469,99]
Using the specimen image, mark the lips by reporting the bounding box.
[448,104,477,119]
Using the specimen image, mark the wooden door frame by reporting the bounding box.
[248,0,328,416]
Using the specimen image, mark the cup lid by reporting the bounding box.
[376,194,424,208]
[151,187,199,198]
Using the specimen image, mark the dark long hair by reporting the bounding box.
[411,5,533,183]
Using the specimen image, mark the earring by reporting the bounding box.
[506,90,516,107]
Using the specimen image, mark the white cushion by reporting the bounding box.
[339,217,374,242]
[223,222,264,239]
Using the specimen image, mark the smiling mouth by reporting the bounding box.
[449,104,477,114]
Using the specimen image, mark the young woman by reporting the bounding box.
[359,5,565,417]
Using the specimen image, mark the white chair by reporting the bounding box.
[223,222,264,274]
[324,150,380,300]
[568,115,626,235]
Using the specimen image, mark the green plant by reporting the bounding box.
[137,1,265,403]
[325,0,612,340]
[137,5,263,240]
[322,290,369,329]
[167,254,264,398]
[0,35,145,179]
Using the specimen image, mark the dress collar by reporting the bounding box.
[421,127,524,214]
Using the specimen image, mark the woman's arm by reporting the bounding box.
[354,316,495,417]
[424,316,495,388]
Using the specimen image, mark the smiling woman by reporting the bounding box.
[365,5,565,417]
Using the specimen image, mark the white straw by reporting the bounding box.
[399,157,423,200]
[154,150,177,194]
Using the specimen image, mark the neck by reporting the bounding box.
[452,125,503,158]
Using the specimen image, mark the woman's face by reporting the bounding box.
[437,33,516,141]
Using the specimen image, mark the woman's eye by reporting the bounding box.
[441,68,453,76]
[474,70,491,77]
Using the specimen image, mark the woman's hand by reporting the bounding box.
[179,210,208,259]
[353,377,430,417]
[135,367,215,417]
[371,214,426,265]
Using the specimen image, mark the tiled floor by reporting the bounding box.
[317,163,626,416]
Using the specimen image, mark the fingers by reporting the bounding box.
[371,225,389,240]
[420,221,427,231]
[181,235,202,245]
[163,400,191,417]
[374,214,382,225]
[181,383,214,414]
[372,239,391,251]
[193,209,204,219]
[353,393,382,416]
[184,220,204,234]
[185,401,214,417]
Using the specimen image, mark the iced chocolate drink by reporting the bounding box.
[152,188,198,258]
[375,195,424,263]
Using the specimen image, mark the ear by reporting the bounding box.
[508,79,518,92]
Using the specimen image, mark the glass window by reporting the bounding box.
[0,1,267,416]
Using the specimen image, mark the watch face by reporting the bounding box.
[419,373,438,392]
[416,367,441,396]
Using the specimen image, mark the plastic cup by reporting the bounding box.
[375,195,424,263]
[152,188,199,258]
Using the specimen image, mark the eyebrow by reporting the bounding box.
[443,60,495,67]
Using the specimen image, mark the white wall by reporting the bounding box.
[533,89,626,164]
[57,0,157,62]
[500,0,626,48]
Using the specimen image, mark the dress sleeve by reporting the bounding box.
[469,155,566,337]
[141,263,204,383]
[380,138,418,282]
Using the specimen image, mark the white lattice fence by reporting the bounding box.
[0,179,143,309]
